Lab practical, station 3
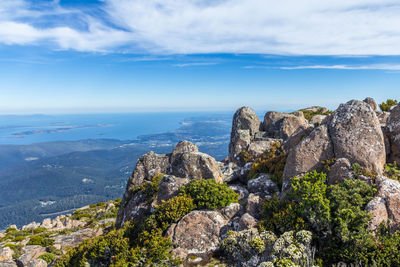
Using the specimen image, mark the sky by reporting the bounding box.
[0,0,400,114]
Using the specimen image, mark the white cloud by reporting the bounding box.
[172,62,218,67]
[279,64,400,70]
[2,0,400,55]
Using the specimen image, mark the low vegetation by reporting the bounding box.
[379,99,398,111]
[247,143,287,189]
[298,107,332,120]
[384,162,400,181]
[56,179,238,266]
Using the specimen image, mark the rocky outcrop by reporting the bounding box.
[366,197,388,232]
[53,228,103,251]
[247,174,279,197]
[117,141,223,227]
[169,152,223,182]
[262,111,308,140]
[364,97,378,112]
[18,246,46,266]
[229,107,261,163]
[283,125,334,189]
[167,210,228,261]
[0,247,14,262]
[386,104,400,163]
[327,158,353,185]
[247,139,279,159]
[329,100,385,174]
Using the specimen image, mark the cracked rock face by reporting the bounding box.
[386,104,400,163]
[329,100,385,174]
[229,107,261,163]
[282,125,334,189]
[117,141,223,228]
[166,210,228,261]
[262,111,309,141]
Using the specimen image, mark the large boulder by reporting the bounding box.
[116,191,151,228]
[366,197,388,232]
[126,151,170,189]
[386,193,400,232]
[363,97,378,112]
[327,158,353,185]
[0,247,14,262]
[329,100,386,174]
[169,152,223,182]
[262,111,309,140]
[167,210,228,261]
[26,258,48,267]
[247,139,280,159]
[18,246,46,266]
[282,125,334,190]
[53,228,102,251]
[229,107,261,163]
[247,174,279,197]
[386,104,400,163]
[155,175,190,204]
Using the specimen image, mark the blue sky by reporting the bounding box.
[0,0,400,114]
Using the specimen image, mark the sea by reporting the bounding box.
[0,112,230,145]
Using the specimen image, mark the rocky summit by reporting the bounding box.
[2,97,400,267]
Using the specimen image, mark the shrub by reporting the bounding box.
[379,99,398,111]
[289,171,330,234]
[153,195,195,231]
[351,163,377,179]
[298,107,332,120]
[33,227,47,234]
[141,173,164,203]
[27,235,54,247]
[220,229,315,266]
[179,179,238,210]
[259,195,307,235]
[39,253,57,264]
[248,143,287,189]
[384,162,400,181]
[12,236,25,242]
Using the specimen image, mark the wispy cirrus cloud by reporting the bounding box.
[172,62,218,67]
[2,0,400,55]
[279,64,400,71]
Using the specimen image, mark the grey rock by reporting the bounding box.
[0,247,14,262]
[386,104,400,163]
[0,260,17,267]
[167,210,228,260]
[376,176,400,199]
[247,139,280,159]
[246,193,262,219]
[53,228,102,251]
[327,158,353,185]
[229,107,261,163]
[238,213,259,230]
[18,246,46,266]
[172,140,199,155]
[377,111,390,125]
[229,184,250,201]
[262,111,309,140]
[329,100,385,174]
[363,97,378,112]
[27,258,48,267]
[309,115,327,125]
[169,152,223,182]
[366,197,388,232]
[155,175,190,204]
[220,203,242,220]
[221,162,242,183]
[116,191,151,228]
[247,174,279,197]
[386,193,400,232]
[283,125,334,190]
[282,125,313,152]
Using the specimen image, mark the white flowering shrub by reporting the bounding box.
[220,229,316,267]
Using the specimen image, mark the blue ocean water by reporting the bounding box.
[0,112,220,145]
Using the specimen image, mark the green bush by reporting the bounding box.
[12,236,25,242]
[351,163,377,179]
[289,171,330,234]
[384,162,400,181]
[153,195,195,231]
[39,253,57,264]
[247,143,287,189]
[141,173,164,203]
[379,99,398,111]
[27,235,54,247]
[33,227,47,234]
[179,179,238,210]
[259,195,307,235]
[298,107,332,120]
